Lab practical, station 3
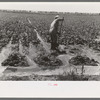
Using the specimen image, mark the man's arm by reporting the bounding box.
[57,17,64,21]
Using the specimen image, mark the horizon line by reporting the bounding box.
[0,9,100,14]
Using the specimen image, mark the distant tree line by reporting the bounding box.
[0,9,100,16]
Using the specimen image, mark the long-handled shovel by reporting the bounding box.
[59,18,64,35]
[57,18,64,44]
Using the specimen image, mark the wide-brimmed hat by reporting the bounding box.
[54,15,59,19]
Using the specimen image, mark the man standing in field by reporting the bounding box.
[49,15,64,51]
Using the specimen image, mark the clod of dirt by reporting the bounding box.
[34,53,63,70]
[2,52,29,67]
[58,45,66,53]
[69,55,98,66]
[69,47,82,54]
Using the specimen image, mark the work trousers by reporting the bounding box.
[50,31,59,50]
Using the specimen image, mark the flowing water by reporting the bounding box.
[34,29,50,53]
[0,40,12,75]
[27,18,50,53]
[19,40,38,67]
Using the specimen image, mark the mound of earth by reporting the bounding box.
[2,52,29,67]
[34,53,63,70]
[69,55,98,66]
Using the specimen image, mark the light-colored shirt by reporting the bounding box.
[49,18,64,33]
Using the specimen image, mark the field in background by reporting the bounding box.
[1,10,100,49]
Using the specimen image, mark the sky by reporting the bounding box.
[0,2,100,13]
